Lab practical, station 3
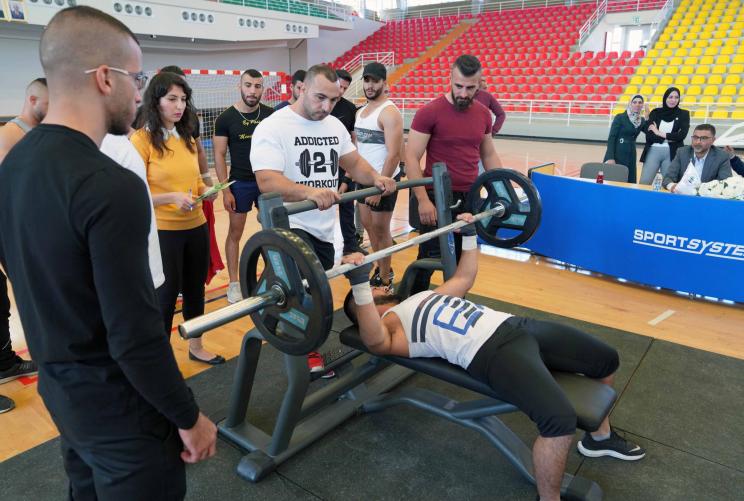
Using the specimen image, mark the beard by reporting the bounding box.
[451,90,472,111]
[241,93,259,107]
[365,87,383,100]
[108,101,135,136]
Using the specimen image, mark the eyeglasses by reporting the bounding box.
[691,135,713,141]
[84,66,148,90]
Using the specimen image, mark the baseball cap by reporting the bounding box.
[363,62,387,81]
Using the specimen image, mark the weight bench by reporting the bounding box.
[339,326,617,501]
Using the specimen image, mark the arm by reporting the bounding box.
[379,107,403,178]
[603,115,621,162]
[665,110,690,143]
[404,129,437,225]
[727,149,744,176]
[433,214,478,298]
[0,125,25,164]
[131,130,194,210]
[195,138,211,186]
[212,135,236,212]
[480,134,503,170]
[490,96,506,134]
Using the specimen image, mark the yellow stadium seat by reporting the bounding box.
[703,85,719,96]
[712,65,726,74]
[725,74,741,85]
[710,39,724,48]
[700,95,715,104]
[738,44,744,54]
[704,47,718,56]
[688,25,702,33]
[712,109,729,120]
[681,41,694,50]
[687,85,702,95]
[668,41,681,49]
[737,96,744,104]
[680,65,695,75]
[617,95,631,104]
[724,38,739,47]
[690,75,707,85]
[716,55,731,65]
[683,96,697,105]
[696,65,711,75]
[672,33,685,41]
[650,95,663,105]
[641,57,654,66]
[698,39,710,48]
[733,21,744,31]
[630,75,644,85]
[733,55,744,64]
[708,75,723,85]
[640,85,654,96]
[660,49,674,58]
[720,46,735,55]
[645,76,659,85]
[660,76,674,85]
[654,85,668,96]
[637,66,649,75]
[730,63,744,73]
[684,56,698,65]
[664,66,679,75]
[647,49,660,58]
[656,41,668,49]
[690,47,703,57]
[699,55,714,65]
[693,108,708,119]
[625,85,639,95]
[731,110,744,120]
[702,24,716,33]
[658,33,670,42]
[676,76,690,85]
[656,57,668,66]
[722,85,737,96]
[720,96,733,104]
[651,66,664,75]
[669,57,683,66]
[692,17,706,26]
[729,30,742,39]
[698,32,712,41]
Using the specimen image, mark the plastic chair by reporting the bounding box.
[580,163,629,183]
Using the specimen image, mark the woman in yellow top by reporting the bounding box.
[132,72,224,365]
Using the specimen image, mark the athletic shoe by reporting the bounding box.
[0,359,38,385]
[577,429,646,461]
[0,395,15,414]
[370,267,395,287]
[227,282,243,304]
[307,352,325,373]
[320,370,336,379]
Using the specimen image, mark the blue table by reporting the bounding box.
[524,171,744,303]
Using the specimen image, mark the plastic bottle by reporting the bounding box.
[596,170,604,184]
[652,172,663,192]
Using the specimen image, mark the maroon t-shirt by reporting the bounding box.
[411,96,492,192]
[474,90,506,133]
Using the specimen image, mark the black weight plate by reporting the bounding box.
[466,169,542,248]
[239,229,334,355]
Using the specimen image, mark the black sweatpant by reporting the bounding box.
[467,317,619,437]
[0,269,19,370]
[291,228,335,271]
[410,190,468,295]
[156,224,209,336]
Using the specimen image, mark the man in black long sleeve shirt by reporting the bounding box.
[0,7,215,499]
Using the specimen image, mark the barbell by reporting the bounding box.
[178,169,542,355]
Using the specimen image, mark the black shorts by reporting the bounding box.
[359,172,401,212]
[290,228,335,270]
[467,317,619,438]
[229,180,260,213]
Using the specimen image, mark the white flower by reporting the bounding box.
[698,180,724,198]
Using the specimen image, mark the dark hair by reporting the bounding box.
[336,69,352,83]
[160,65,185,76]
[695,123,716,136]
[243,68,263,79]
[139,72,197,156]
[452,54,482,77]
[662,87,681,109]
[342,290,402,326]
[291,69,306,85]
[305,64,338,85]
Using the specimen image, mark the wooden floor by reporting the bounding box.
[1,137,742,461]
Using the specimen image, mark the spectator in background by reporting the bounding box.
[663,124,732,192]
[639,87,690,185]
[131,72,225,365]
[475,75,506,134]
[332,68,365,255]
[274,69,306,110]
[722,146,744,176]
[603,95,648,183]
[0,78,48,162]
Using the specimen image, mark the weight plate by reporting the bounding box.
[240,229,334,355]
[466,169,542,248]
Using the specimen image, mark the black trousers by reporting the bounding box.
[156,224,209,336]
[291,228,334,271]
[410,190,468,295]
[467,317,619,437]
[0,269,19,370]
[338,169,357,253]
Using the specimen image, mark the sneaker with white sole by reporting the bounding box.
[0,359,38,385]
[227,282,243,304]
[577,429,646,461]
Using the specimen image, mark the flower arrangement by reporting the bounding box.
[697,175,744,200]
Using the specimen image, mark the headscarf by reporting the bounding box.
[655,87,682,123]
[627,94,643,128]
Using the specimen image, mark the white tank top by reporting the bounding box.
[355,100,400,177]
[383,291,512,368]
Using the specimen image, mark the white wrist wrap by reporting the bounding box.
[462,235,478,251]
[351,283,374,305]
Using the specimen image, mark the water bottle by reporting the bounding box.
[596,171,604,184]
[652,172,663,192]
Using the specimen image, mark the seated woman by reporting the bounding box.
[638,87,690,185]
[132,72,224,365]
[341,215,645,501]
[604,95,647,183]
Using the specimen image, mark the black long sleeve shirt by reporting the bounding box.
[0,124,199,430]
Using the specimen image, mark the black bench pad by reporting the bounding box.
[340,327,616,432]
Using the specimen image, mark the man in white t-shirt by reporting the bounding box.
[100,133,165,288]
[251,64,397,374]
[341,216,645,501]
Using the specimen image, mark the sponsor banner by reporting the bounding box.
[525,172,744,302]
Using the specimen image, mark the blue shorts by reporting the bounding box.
[230,180,260,214]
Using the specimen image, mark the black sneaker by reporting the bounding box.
[0,359,39,384]
[0,395,15,414]
[577,429,646,461]
[369,267,395,287]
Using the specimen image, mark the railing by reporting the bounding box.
[382,0,598,21]
[341,51,395,73]
[579,0,669,44]
[218,0,353,21]
[646,0,676,48]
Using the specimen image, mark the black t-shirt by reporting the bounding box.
[214,103,274,181]
[0,124,199,430]
[331,97,358,134]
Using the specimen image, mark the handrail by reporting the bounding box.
[579,0,607,45]
[579,0,667,45]
[341,51,395,73]
[217,0,353,22]
[382,0,598,21]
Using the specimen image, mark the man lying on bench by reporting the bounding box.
[341,214,645,501]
